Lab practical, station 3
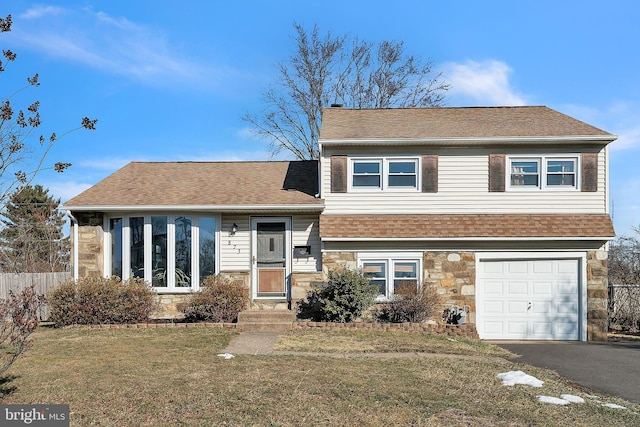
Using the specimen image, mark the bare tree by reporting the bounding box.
[608,227,640,331]
[609,227,640,286]
[1,14,97,206]
[243,23,449,160]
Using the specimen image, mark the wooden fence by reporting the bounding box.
[0,272,72,320]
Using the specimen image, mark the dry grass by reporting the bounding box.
[274,329,515,357]
[1,326,638,426]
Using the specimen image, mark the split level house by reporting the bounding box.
[62,106,616,341]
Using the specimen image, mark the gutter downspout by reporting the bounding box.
[66,211,79,280]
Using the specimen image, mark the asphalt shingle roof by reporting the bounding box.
[319,214,615,239]
[319,106,615,140]
[64,161,322,208]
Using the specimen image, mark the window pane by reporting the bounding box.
[547,174,575,186]
[511,174,539,186]
[353,162,380,174]
[511,161,538,174]
[363,262,386,296]
[547,160,575,173]
[388,161,415,174]
[353,175,381,187]
[152,216,167,287]
[110,218,123,278]
[175,216,192,287]
[199,217,216,283]
[388,175,416,187]
[394,262,417,278]
[130,217,144,279]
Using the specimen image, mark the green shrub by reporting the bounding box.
[180,275,249,323]
[297,268,379,323]
[48,276,157,327]
[372,282,443,323]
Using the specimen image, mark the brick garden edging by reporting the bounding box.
[294,321,479,339]
[64,322,238,330]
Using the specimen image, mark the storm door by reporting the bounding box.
[251,217,291,298]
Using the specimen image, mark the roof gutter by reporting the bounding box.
[318,135,618,146]
[61,204,326,212]
[320,236,615,242]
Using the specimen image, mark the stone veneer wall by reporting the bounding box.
[587,250,608,341]
[424,252,476,323]
[322,251,476,324]
[74,212,104,277]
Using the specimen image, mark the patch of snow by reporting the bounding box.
[561,394,585,403]
[496,370,544,387]
[603,403,627,409]
[217,353,235,359]
[537,396,570,405]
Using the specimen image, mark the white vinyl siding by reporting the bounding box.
[220,217,251,271]
[220,214,321,273]
[292,215,321,272]
[322,147,607,214]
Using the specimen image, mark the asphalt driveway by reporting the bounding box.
[496,340,640,403]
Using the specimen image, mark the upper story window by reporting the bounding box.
[350,157,419,191]
[508,155,578,190]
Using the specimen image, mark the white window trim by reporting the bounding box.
[358,252,422,301]
[507,154,580,191]
[104,214,221,293]
[348,156,420,192]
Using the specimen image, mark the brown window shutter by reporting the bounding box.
[422,155,438,193]
[330,155,347,193]
[581,152,598,192]
[488,154,506,192]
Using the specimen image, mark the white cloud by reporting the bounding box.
[20,6,64,20]
[443,60,527,106]
[9,7,220,89]
[48,181,92,203]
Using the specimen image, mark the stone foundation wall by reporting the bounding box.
[152,294,189,319]
[587,250,608,341]
[291,272,324,303]
[294,321,479,339]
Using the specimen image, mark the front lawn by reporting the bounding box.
[1,327,637,426]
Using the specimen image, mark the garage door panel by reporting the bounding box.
[484,281,504,294]
[477,258,580,340]
[508,282,528,294]
[533,302,552,314]
[508,301,528,313]
[532,281,553,295]
[483,302,504,314]
[558,282,577,294]
[507,262,528,274]
[531,321,552,336]
[532,261,553,274]
[557,303,578,314]
[507,321,527,335]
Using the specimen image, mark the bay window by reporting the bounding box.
[108,215,218,291]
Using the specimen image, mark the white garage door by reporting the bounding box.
[477,259,580,340]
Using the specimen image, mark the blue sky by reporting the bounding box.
[2,0,639,236]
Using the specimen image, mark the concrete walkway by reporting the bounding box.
[221,332,281,355]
